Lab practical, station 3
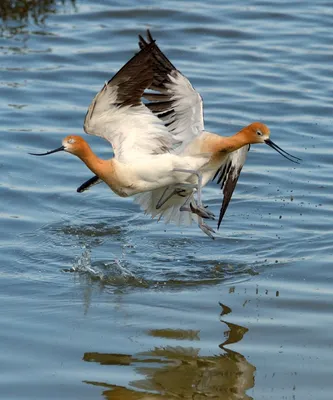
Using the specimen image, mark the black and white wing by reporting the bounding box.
[139,30,204,153]
[139,31,250,230]
[83,41,172,163]
[213,145,250,229]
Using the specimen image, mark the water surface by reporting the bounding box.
[1,1,333,399]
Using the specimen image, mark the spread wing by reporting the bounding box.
[82,31,248,232]
[139,32,250,230]
[83,41,173,163]
[78,32,205,194]
[138,30,204,153]
[213,145,250,229]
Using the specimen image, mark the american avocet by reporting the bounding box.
[30,31,300,239]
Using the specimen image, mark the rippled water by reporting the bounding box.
[1,1,333,399]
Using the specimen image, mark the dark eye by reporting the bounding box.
[256,130,263,136]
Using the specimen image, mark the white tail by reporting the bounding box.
[134,187,198,226]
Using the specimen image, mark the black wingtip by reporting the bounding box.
[217,171,242,230]
[217,204,227,230]
[138,34,145,42]
[77,175,100,193]
[147,29,154,43]
[217,215,224,230]
[138,30,155,49]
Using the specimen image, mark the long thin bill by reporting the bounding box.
[264,139,301,164]
[29,145,65,156]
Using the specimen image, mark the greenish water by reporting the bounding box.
[1,1,333,399]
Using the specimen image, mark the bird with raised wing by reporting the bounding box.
[132,32,300,238]
[30,31,300,238]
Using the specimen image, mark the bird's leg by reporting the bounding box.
[156,187,176,209]
[179,195,215,238]
[198,216,215,240]
[179,193,192,212]
[156,184,197,209]
[173,168,215,220]
[180,196,215,220]
[190,202,215,220]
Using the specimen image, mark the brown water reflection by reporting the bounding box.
[83,303,255,399]
[0,0,75,35]
[0,0,75,22]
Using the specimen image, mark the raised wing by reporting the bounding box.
[213,145,250,229]
[83,41,173,163]
[138,30,204,153]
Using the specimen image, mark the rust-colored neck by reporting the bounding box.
[217,130,250,153]
[74,143,111,178]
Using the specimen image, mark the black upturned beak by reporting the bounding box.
[264,139,301,164]
[29,145,65,156]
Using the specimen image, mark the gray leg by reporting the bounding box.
[156,187,177,209]
[190,202,215,220]
[174,168,215,220]
[180,195,215,220]
[173,168,215,219]
[198,216,216,240]
[179,193,192,212]
[179,193,216,238]
[173,168,203,201]
[156,183,197,210]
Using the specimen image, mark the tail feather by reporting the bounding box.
[134,187,197,226]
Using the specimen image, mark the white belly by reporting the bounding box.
[116,153,210,196]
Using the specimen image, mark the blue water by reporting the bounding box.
[1,1,333,399]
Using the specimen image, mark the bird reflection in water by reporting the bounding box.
[82,303,255,399]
